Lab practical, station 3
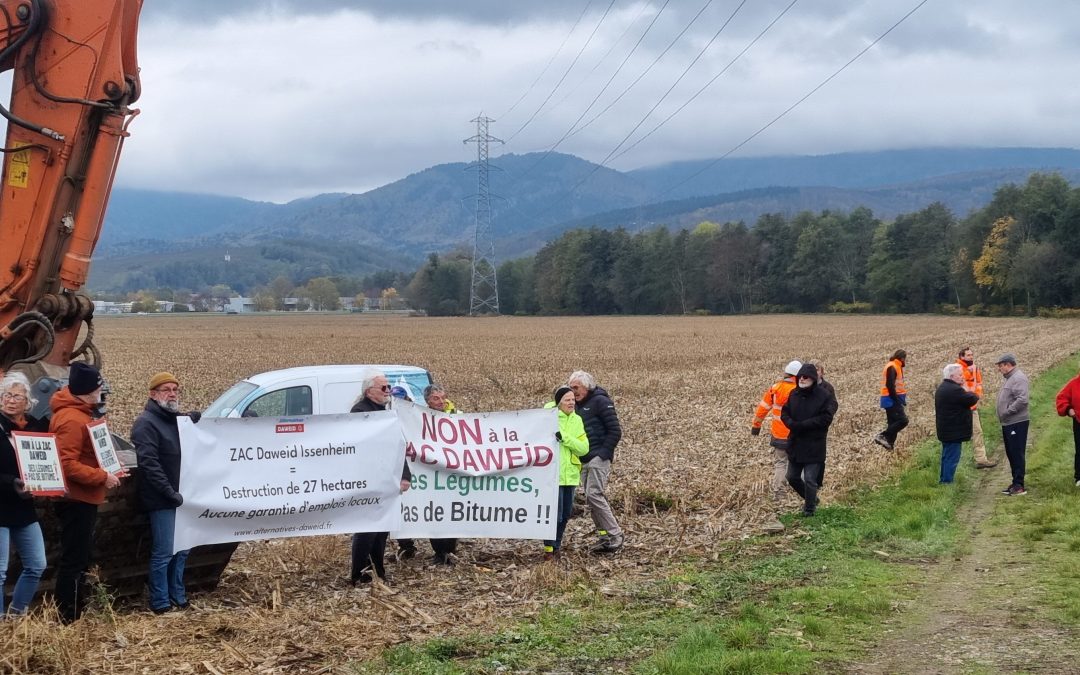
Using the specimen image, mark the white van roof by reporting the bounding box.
[244,364,429,387]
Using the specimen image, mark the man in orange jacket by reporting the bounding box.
[1055,365,1080,488]
[50,362,123,622]
[752,360,801,533]
[958,346,996,468]
[874,350,909,450]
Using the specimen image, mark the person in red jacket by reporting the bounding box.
[50,362,123,622]
[1054,367,1080,488]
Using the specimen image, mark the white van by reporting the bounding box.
[202,365,433,419]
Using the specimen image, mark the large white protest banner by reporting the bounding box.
[392,400,559,540]
[174,412,405,553]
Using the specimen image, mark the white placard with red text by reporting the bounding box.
[174,412,406,553]
[86,419,125,476]
[391,400,559,540]
[11,431,67,496]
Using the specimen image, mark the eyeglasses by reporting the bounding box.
[155,386,181,394]
[1,393,28,402]
[378,385,391,392]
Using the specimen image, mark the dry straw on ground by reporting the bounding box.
[2,314,1075,673]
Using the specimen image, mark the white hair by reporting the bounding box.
[0,372,38,410]
[567,370,596,390]
[352,368,386,407]
[942,363,963,380]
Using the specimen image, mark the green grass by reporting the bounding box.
[354,356,1080,674]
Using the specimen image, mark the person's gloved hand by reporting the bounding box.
[172,492,184,507]
[187,411,202,424]
[750,427,760,436]
[555,431,562,442]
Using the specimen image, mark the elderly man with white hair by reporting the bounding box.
[934,363,980,484]
[568,370,623,553]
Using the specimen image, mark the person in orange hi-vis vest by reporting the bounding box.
[751,359,802,533]
[958,346,996,468]
[874,350,909,450]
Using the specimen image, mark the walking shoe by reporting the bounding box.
[1075,480,1080,488]
[873,434,893,450]
[432,552,454,566]
[1001,485,1015,495]
[1008,485,1027,496]
[975,460,998,469]
[398,543,417,560]
[592,533,623,554]
[762,518,785,534]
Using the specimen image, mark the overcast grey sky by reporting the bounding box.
[111,1,1080,202]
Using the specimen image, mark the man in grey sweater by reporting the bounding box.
[995,353,1030,496]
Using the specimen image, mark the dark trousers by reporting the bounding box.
[882,404,909,444]
[430,538,457,556]
[544,485,577,552]
[786,460,824,514]
[1073,420,1080,482]
[1002,420,1029,487]
[54,501,98,622]
[350,531,388,581]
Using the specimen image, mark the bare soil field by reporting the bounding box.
[3,314,1077,673]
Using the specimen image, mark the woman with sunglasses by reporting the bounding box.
[0,372,50,615]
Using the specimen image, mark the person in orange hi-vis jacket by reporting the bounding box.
[957,346,996,468]
[751,360,802,533]
[874,350,909,451]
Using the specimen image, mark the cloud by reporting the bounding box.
[115,1,1080,202]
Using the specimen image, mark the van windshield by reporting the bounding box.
[203,381,258,418]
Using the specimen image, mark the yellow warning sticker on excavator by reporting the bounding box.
[7,144,31,188]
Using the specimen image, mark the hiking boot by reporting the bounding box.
[398,543,417,560]
[873,434,893,450]
[432,552,454,566]
[592,533,623,554]
[1008,485,1027,496]
[763,518,785,534]
[800,509,815,517]
[975,460,998,469]
[542,551,557,562]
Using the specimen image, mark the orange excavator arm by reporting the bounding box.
[0,0,142,376]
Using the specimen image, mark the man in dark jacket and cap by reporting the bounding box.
[780,364,837,516]
[132,371,193,613]
[934,363,980,484]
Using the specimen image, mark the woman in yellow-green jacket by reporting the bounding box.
[544,386,590,558]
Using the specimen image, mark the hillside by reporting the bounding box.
[89,147,1080,292]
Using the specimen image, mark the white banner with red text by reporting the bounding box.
[390,400,559,540]
[174,412,405,553]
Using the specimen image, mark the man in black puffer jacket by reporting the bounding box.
[934,363,980,484]
[133,372,195,614]
[569,370,623,553]
[780,364,837,516]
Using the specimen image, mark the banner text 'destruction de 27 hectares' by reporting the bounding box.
[173,405,558,552]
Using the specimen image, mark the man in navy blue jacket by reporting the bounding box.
[569,370,623,553]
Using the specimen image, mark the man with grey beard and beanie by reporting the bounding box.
[133,372,197,614]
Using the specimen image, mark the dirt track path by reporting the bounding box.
[844,462,1080,674]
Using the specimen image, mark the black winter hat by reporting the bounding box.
[553,385,573,404]
[69,362,103,396]
[796,363,818,382]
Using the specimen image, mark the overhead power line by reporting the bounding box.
[499,1,593,121]
[505,0,619,144]
[609,0,799,164]
[599,0,748,166]
[657,0,933,199]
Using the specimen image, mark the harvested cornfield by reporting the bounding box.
[2,314,1077,673]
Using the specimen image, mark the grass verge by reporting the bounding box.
[355,355,1080,674]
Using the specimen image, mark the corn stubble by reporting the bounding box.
[2,314,1073,673]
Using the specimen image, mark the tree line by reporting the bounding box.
[404,172,1080,317]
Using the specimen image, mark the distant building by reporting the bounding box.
[227,297,255,313]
